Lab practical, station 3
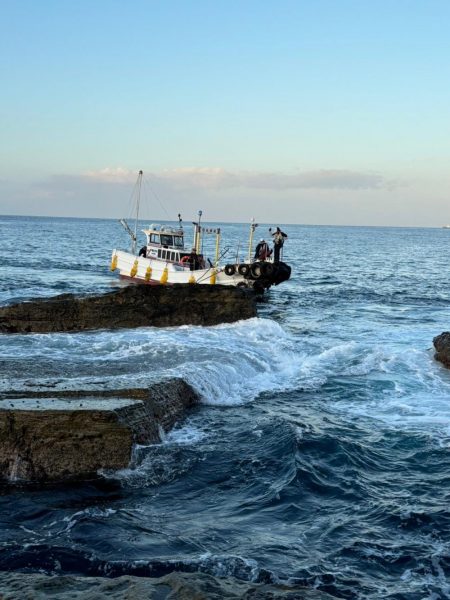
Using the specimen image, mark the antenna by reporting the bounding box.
[247,217,258,262]
[196,210,203,253]
[132,170,143,255]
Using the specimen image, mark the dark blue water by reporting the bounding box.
[1,215,450,598]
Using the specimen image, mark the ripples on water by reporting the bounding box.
[1,215,450,598]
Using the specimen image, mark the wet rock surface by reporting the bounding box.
[433,331,450,368]
[0,284,257,334]
[0,379,199,482]
[0,571,336,600]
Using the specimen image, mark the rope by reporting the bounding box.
[194,247,231,284]
[125,175,143,222]
[142,176,171,220]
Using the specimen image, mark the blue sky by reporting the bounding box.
[1,0,450,225]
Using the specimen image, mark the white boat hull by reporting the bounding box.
[111,250,248,287]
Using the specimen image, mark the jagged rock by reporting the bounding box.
[433,332,450,368]
[0,571,336,599]
[0,284,256,334]
[0,379,199,482]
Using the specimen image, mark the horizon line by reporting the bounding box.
[0,213,449,230]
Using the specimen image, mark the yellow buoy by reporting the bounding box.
[209,269,216,285]
[110,254,118,271]
[145,265,152,282]
[189,274,196,284]
[160,266,169,284]
[130,259,138,278]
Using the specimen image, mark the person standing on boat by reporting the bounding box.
[271,227,287,262]
[254,239,271,261]
[187,248,200,271]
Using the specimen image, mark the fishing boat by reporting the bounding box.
[110,171,291,292]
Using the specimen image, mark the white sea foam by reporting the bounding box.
[3,315,450,439]
[60,507,117,534]
[321,340,450,437]
[0,318,306,404]
[163,423,207,445]
[197,552,265,582]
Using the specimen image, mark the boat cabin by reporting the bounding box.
[142,224,185,262]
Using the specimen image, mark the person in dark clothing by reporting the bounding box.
[254,239,271,261]
[138,246,147,257]
[271,227,287,262]
[187,248,200,271]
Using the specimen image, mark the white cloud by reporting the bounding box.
[83,166,392,191]
[235,169,388,190]
[83,167,136,183]
[1,166,414,224]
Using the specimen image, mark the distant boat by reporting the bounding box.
[443,225,450,229]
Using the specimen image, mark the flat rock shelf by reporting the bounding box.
[0,379,200,482]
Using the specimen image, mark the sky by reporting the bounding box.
[1,0,450,226]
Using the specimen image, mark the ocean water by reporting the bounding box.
[1,215,450,598]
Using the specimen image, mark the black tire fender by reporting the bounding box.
[250,262,262,279]
[261,262,274,277]
[224,264,236,276]
[238,264,251,277]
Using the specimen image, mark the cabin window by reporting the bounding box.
[174,236,183,248]
[160,235,173,246]
[170,252,175,261]
[150,234,160,244]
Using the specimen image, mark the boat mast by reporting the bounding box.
[132,170,143,255]
[119,170,144,254]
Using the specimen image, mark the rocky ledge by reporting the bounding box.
[0,571,335,600]
[0,379,199,482]
[433,332,450,369]
[0,284,256,334]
